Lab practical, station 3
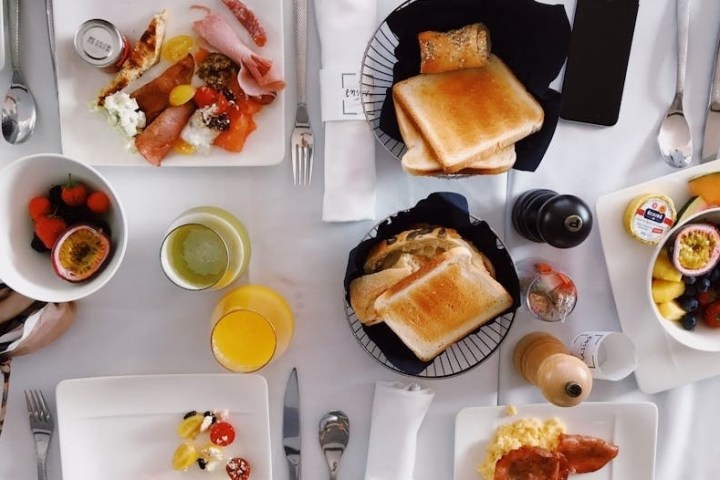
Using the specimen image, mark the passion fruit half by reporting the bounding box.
[51,225,111,282]
[672,223,720,276]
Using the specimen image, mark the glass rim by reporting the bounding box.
[210,309,278,373]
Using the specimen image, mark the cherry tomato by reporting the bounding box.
[162,35,195,63]
[209,421,236,446]
[193,86,219,108]
[169,84,196,107]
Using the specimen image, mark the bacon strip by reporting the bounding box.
[494,446,569,480]
[220,0,267,47]
[192,10,285,98]
[131,54,195,124]
[135,103,196,166]
[556,434,619,474]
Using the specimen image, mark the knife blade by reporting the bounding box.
[283,368,301,480]
[702,33,720,162]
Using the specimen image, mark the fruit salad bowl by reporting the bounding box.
[0,154,128,302]
[648,207,720,351]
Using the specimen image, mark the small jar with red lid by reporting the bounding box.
[74,19,131,73]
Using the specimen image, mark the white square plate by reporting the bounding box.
[454,402,657,480]
[52,0,285,166]
[56,374,272,480]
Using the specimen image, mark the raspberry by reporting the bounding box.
[28,196,51,220]
[34,216,68,249]
[61,175,88,207]
[86,191,110,214]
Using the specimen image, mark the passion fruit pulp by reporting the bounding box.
[671,223,720,276]
[51,225,111,282]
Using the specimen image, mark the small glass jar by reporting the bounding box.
[74,19,131,73]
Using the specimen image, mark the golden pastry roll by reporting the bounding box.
[418,23,490,74]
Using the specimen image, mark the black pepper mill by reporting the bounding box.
[512,189,593,248]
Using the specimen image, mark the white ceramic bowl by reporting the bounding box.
[0,154,128,302]
[647,208,720,351]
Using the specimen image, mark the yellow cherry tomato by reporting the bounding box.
[162,35,195,63]
[173,139,196,155]
[172,443,198,471]
[169,84,196,107]
[177,414,203,439]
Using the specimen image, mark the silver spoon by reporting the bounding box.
[318,410,350,480]
[2,0,37,144]
[658,0,692,168]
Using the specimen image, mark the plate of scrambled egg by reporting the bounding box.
[454,402,657,480]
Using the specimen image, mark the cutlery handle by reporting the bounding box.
[45,0,57,90]
[294,0,308,105]
[287,458,300,480]
[676,0,689,95]
[7,0,20,71]
[710,35,720,108]
[33,433,50,480]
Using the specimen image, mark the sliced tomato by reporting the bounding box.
[209,421,236,446]
[194,86,219,108]
[214,93,231,115]
[213,107,256,152]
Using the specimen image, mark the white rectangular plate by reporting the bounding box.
[53,0,285,166]
[454,402,657,480]
[596,159,720,393]
[56,374,272,480]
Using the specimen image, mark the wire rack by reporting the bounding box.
[343,218,517,379]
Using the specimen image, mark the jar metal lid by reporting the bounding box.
[74,19,125,68]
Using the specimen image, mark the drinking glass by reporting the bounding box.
[210,285,294,372]
[160,206,251,291]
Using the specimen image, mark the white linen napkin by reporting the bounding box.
[315,0,378,222]
[364,381,435,480]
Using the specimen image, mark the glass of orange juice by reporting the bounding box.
[160,206,251,291]
[210,285,294,372]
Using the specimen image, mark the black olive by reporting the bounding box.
[183,410,197,419]
[197,458,207,470]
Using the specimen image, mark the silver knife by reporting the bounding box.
[283,368,301,480]
[702,32,720,162]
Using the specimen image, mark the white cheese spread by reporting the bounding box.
[181,106,221,153]
[103,92,146,138]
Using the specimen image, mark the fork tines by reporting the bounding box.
[24,389,53,428]
[292,134,314,186]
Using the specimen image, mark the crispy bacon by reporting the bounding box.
[135,103,196,166]
[220,0,267,47]
[557,434,619,474]
[192,9,285,98]
[131,54,195,124]
[494,446,569,480]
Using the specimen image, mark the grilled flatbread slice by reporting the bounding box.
[375,247,512,362]
[96,10,168,106]
[392,55,543,173]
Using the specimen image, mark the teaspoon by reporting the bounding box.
[319,410,350,480]
[2,0,37,144]
[658,0,692,168]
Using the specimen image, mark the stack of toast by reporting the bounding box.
[392,23,544,176]
[349,226,513,362]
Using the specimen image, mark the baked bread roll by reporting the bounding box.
[419,23,490,74]
[375,247,513,362]
[392,55,544,174]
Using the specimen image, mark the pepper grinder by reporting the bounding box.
[512,189,593,248]
[513,332,593,407]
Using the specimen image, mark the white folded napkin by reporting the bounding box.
[364,381,435,480]
[315,0,378,222]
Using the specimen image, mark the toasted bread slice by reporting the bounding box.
[419,23,490,74]
[375,248,513,362]
[396,97,516,175]
[392,55,543,173]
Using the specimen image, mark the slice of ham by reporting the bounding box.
[135,103,196,166]
[131,54,195,124]
[192,10,285,97]
[220,0,267,47]
[556,434,619,474]
[494,446,569,480]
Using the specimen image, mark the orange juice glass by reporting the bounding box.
[210,285,294,372]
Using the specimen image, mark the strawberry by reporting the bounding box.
[698,289,719,306]
[61,175,88,207]
[34,216,68,249]
[28,196,51,220]
[86,191,110,214]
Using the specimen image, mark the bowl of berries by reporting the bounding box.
[0,153,127,302]
[648,207,720,351]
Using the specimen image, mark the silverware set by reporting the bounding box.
[291,0,314,186]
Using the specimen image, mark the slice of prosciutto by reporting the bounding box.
[192,9,285,97]
[135,102,196,166]
[131,54,195,124]
[556,434,619,474]
[494,446,569,480]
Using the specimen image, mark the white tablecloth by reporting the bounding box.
[1,0,718,478]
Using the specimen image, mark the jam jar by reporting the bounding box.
[74,19,131,73]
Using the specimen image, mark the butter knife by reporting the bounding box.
[283,368,301,480]
[702,32,720,162]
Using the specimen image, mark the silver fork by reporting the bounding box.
[291,0,314,186]
[24,390,53,480]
